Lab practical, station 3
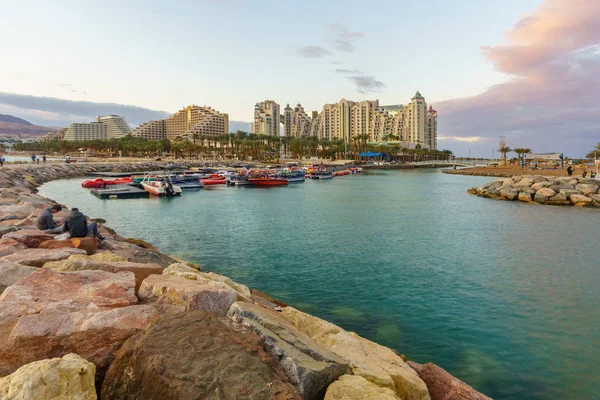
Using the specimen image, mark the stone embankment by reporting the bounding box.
[444,169,517,178]
[0,162,490,400]
[468,175,600,207]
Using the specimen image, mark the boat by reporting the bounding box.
[200,174,227,185]
[278,170,305,183]
[311,170,333,179]
[81,177,133,188]
[140,175,182,196]
[248,174,288,186]
[227,174,251,186]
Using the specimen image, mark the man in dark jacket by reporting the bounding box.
[63,208,104,240]
[37,204,64,233]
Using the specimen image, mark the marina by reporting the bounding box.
[90,185,149,199]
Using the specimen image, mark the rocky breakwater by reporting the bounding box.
[0,163,491,400]
[468,175,600,207]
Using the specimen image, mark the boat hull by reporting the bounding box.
[248,178,288,186]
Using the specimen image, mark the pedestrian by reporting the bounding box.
[0,154,4,167]
[37,204,65,234]
[567,165,573,176]
[582,170,587,178]
[36,155,40,164]
[63,207,105,241]
[31,154,36,163]
[42,154,47,164]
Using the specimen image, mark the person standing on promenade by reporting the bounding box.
[31,154,36,163]
[42,154,47,164]
[0,154,4,167]
[37,204,65,234]
[63,208,105,241]
[567,165,573,176]
[582,170,587,178]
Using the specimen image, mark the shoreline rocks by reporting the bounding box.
[469,175,600,207]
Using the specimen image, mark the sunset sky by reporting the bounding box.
[1,0,598,157]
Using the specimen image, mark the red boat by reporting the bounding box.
[248,176,288,186]
[200,174,226,185]
[81,177,133,188]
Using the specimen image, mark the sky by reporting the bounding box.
[0,0,598,157]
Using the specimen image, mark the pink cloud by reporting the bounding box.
[435,0,600,157]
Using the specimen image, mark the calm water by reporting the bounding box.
[39,170,599,400]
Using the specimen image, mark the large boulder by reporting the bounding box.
[102,239,179,267]
[569,194,592,206]
[0,226,18,238]
[575,183,599,196]
[43,256,163,292]
[163,263,251,299]
[70,237,98,255]
[547,192,569,205]
[2,230,55,248]
[0,269,159,381]
[0,353,97,400]
[228,302,350,399]
[531,181,551,192]
[0,204,36,219]
[325,375,400,400]
[0,248,87,267]
[0,261,37,295]
[517,192,532,202]
[38,239,75,250]
[138,274,240,315]
[280,307,430,400]
[533,187,556,203]
[101,311,301,400]
[0,238,26,258]
[408,361,491,400]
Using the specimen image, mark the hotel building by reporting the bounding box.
[283,103,312,137]
[63,115,131,141]
[252,100,280,136]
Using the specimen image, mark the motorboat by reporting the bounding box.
[248,174,288,186]
[200,174,227,185]
[278,170,305,183]
[81,177,133,188]
[311,170,333,179]
[140,175,182,196]
[227,174,251,186]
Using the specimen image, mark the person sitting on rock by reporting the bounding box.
[37,204,65,234]
[63,208,105,241]
[582,170,587,178]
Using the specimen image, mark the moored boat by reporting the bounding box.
[201,174,227,185]
[81,177,133,188]
[278,170,305,183]
[227,174,251,186]
[311,170,333,179]
[248,174,288,186]
[140,175,182,196]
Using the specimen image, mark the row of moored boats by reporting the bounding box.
[81,166,362,196]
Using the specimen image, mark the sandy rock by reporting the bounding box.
[325,375,400,400]
[0,353,97,400]
[575,183,599,196]
[515,178,534,187]
[531,181,551,192]
[560,189,580,197]
[500,189,518,201]
[533,187,556,203]
[43,256,163,292]
[0,261,37,295]
[0,226,18,238]
[162,263,251,299]
[0,238,26,258]
[569,194,592,206]
[517,192,532,202]
[251,288,289,309]
[102,311,301,400]
[139,274,239,315]
[70,237,98,255]
[280,307,430,400]
[2,229,55,248]
[547,192,569,205]
[0,248,87,267]
[38,239,75,250]
[0,269,158,381]
[0,204,35,219]
[228,302,350,399]
[102,239,178,267]
[408,361,491,400]
[72,252,127,262]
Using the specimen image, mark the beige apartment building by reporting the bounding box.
[252,100,280,136]
[40,128,66,142]
[63,115,131,141]
[131,105,229,141]
[283,103,312,137]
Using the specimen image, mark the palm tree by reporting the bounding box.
[498,145,512,166]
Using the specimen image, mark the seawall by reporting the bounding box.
[0,162,491,400]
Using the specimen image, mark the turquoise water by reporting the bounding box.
[39,170,599,400]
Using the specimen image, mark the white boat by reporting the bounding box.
[140,175,182,196]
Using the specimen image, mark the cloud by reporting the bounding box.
[335,68,362,74]
[328,23,364,53]
[346,75,386,94]
[0,92,170,126]
[295,45,332,58]
[438,136,484,143]
[435,0,600,157]
[58,83,87,95]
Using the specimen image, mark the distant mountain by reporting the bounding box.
[0,114,61,136]
[229,120,251,133]
[0,114,34,126]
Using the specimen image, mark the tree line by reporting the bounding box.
[12,132,454,163]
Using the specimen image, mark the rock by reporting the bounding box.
[0,238,26,258]
[102,311,301,400]
[559,189,580,197]
[0,354,97,400]
[517,192,532,202]
[38,239,75,250]
[162,263,251,299]
[251,288,289,308]
[408,361,491,400]
[466,188,477,195]
[139,274,240,315]
[550,184,575,193]
[228,302,350,399]
[102,239,179,268]
[74,252,127,262]
[70,237,98,255]
[0,226,18,238]
[531,181,551,192]
[575,183,599,196]
[515,178,534,187]
[0,261,37,295]
[533,187,556,203]
[0,269,158,381]
[324,375,400,400]
[500,189,518,201]
[569,194,592,206]
[0,204,36,219]
[0,248,87,267]
[2,229,55,248]
[590,194,600,203]
[43,256,163,292]
[547,192,569,205]
[280,307,430,400]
